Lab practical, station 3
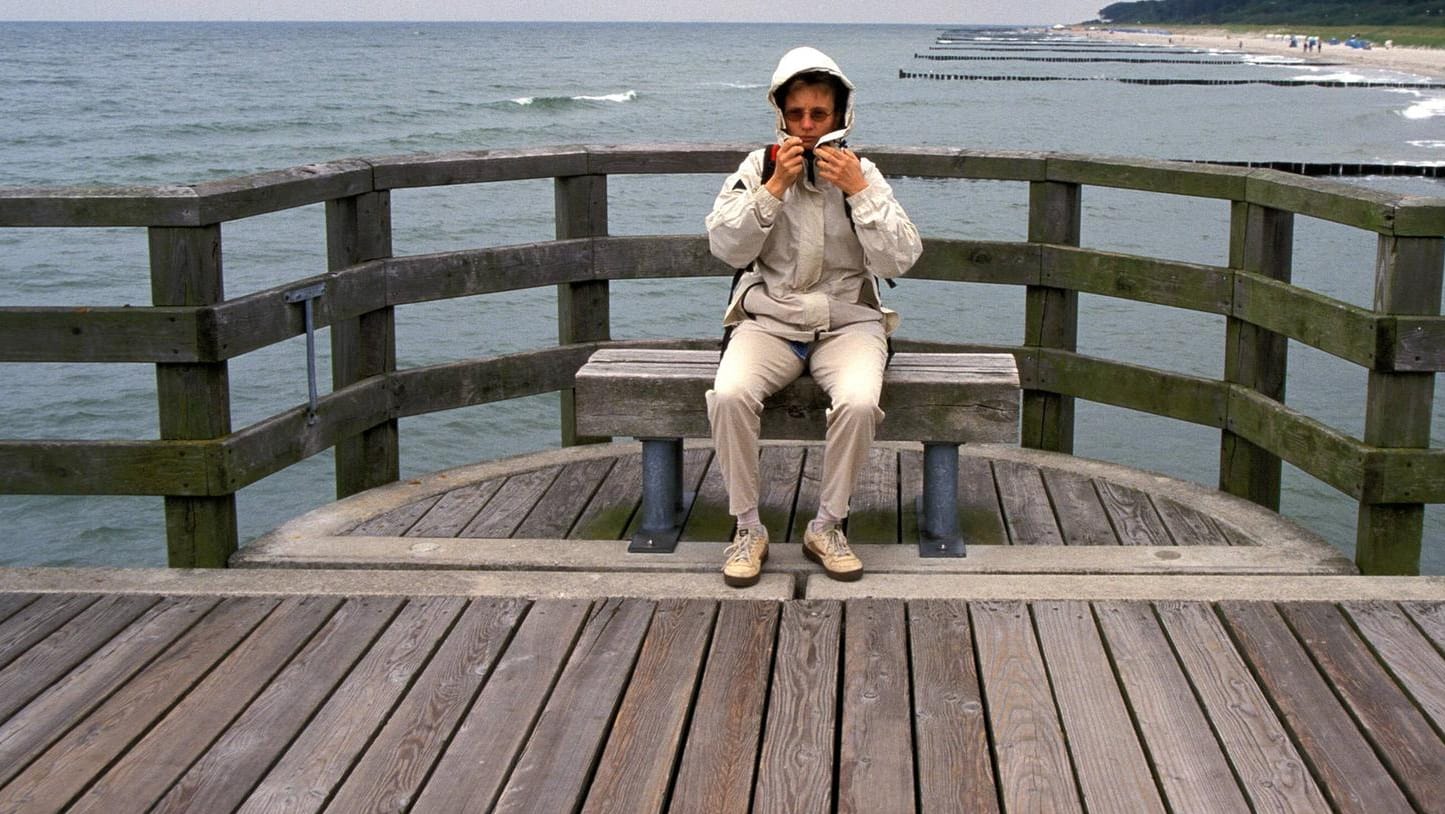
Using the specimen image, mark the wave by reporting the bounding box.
[504,89,638,108]
[1402,97,1445,120]
[704,81,766,89]
[1407,139,1445,148]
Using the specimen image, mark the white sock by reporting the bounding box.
[809,509,843,533]
[736,509,762,530]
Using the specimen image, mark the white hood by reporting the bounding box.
[768,46,855,147]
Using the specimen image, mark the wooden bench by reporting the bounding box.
[574,348,1021,556]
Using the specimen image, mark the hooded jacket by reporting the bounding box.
[706,46,923,341]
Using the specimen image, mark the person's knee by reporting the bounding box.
[707,386,761,421]
[828,394,883,428]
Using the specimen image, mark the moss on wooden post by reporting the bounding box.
[328,191,398,499]
[150,224,237,567]
[556,174,610,446]
[1357,235,1443,574]
[1025,180,1080,452]
[1222,201,1291,511]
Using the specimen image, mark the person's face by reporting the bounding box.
[781,83,837,147]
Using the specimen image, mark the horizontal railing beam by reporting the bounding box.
[1043,246,1231,314]
[0,439,222,495]
[0,306,210,363]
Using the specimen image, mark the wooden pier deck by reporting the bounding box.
[237,441,1353,580]
[0,569,1442,813]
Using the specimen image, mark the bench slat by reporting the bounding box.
[576,350,1020,444]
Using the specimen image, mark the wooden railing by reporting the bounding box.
[1,146,1441,572]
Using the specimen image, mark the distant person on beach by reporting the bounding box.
[705,45,922,587]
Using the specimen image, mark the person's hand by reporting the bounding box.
[764,137,806,199]
[814,145,867,196]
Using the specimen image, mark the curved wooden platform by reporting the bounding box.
[237,442,1354,580]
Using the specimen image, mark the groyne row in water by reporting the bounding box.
[897,70,1445,90]
[913,54,1325,65]
[929,46,1212,54]
[1184,159,1445,178]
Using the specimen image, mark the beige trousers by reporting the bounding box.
[705,322,888,519]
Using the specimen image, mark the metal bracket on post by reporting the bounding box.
[284,282,326,426]
[917,441,965,557]
[630,437,688,553]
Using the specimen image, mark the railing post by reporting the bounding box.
[1356,235,1443,574]
[556,173,610,446]
[1024,180,1080,452]
[1221,201,1292,510]
[328,190,397,499]
[150,224,236,567]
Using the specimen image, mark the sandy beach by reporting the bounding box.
[1075,27,1445,81]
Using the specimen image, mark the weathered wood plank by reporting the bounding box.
[0,594,178,772]
[0,594,98,671]
[236,597,466,814]
[459,466,562,537]
[406,481,501,537]
[789,446,826,544]
[1095,480,1173,545]
[1033,349,1229,428]
[493,598,655,814]
[65,596,342,814]
[667,600,778,814]
[1023,179,1079,454]
[1342,601,1445,732]
[0,439,220,496]
[1280,602,1445,812]
[1043,245,1232,314]
[1232,271,1380,370]
[348,494,440,536]
[1155,600,1329,811]
[1033,600,1166,812]
[757,445,805,543]
[411,599,592,814]
[576,350,1021,444]
[1093,601,1250,813]
[994,459,1065,545]
[838,599,915,813]
[970,600,1082,811]
[0,594,38,626]
[150,597,403,814]
[1403,601,1445,649]
[752,600,841,814]
[1221,200,1290,511]
[517,458,615,538]
[1039,468,1116,545]
[326,598,529,814]
[1153,494,1230,544]
[0,597,279,812]
[0,306,209,363]
[1220,601,1412,812]
[673,448,729,543]
[847,447,898,545]
[573,452,642,540]
[583,599,717,814]
[907,600,998,813]
[1046,154,1249,200]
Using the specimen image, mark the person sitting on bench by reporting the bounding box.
[705,46,923,587]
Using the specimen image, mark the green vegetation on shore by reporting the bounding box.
[1145,22,1445,48]
[1098,0,1445,39]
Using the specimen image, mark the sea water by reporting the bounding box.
[1,21,1442,569]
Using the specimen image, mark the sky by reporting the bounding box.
[0,0,1108,25]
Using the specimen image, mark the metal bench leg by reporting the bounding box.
[918,441,965,557]
[630,437,685,552]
